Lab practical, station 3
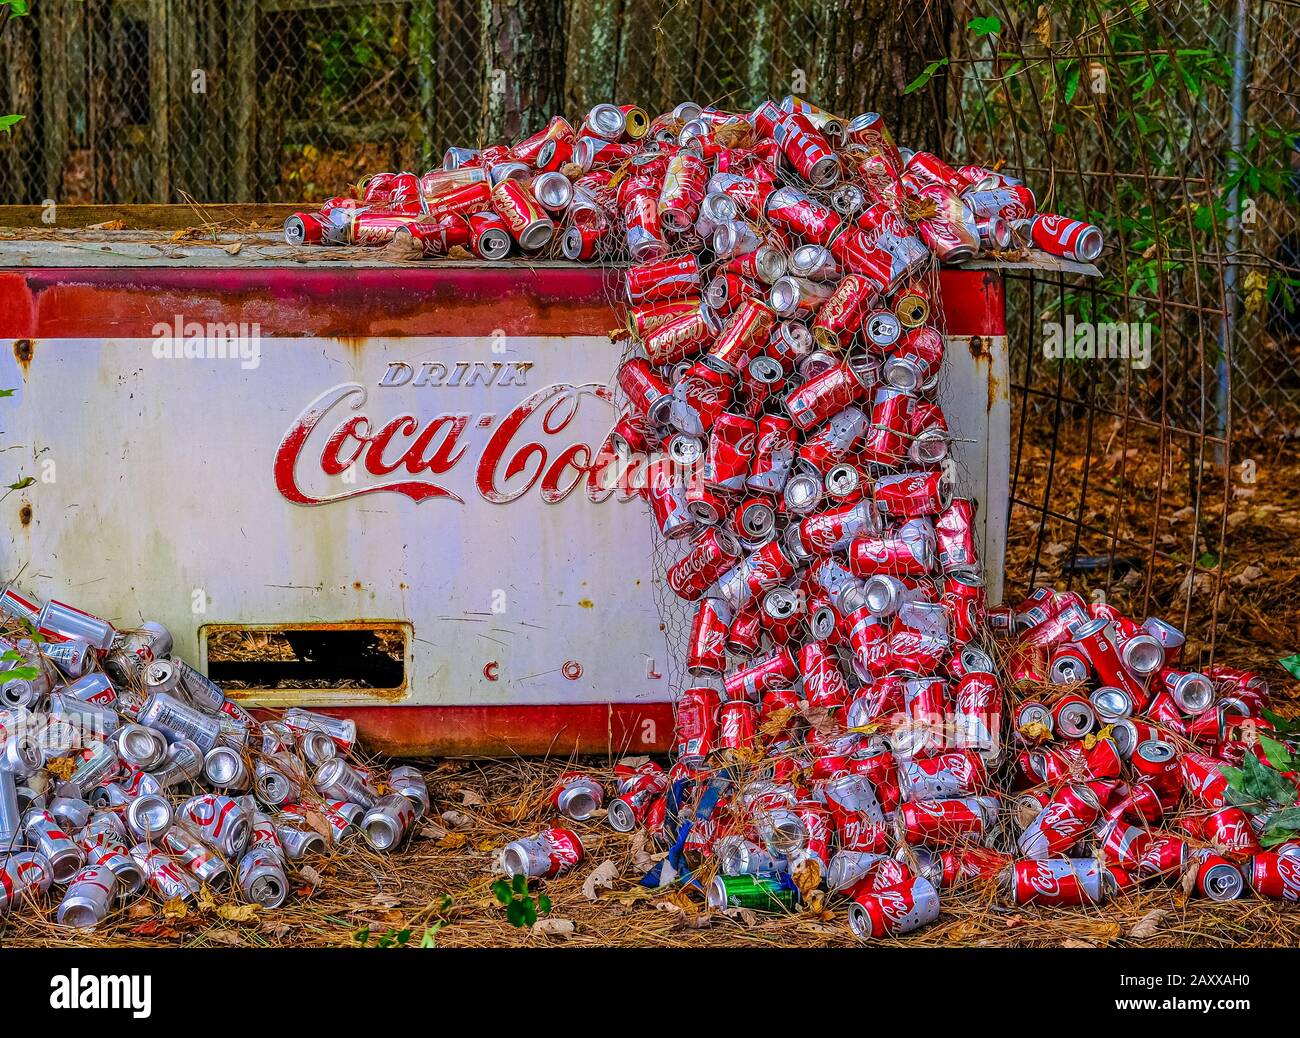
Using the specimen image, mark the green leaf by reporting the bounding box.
[1280,654,1300,681]
[1264,806,1300,833]
[511,873,527,895]
[537,893,552,914]
[504,900,527,927]
[1220,765,1245,792]
[1242,750,1298,805]
[491,879,512,905]
[1261,828,1296,849]
[0,666,38,684]
[1259,733,1296,772]
[419,924,441,948]
[968,16,1001,35]
[395,928,411,945]
[353,927,370,945]
[1063,65,1081,104]
[1263,707,1300,736]
[7,477,34,491]
[0,115,23,135]
[903,58,949,96]
[0,388,16,398]
[520,897,537,927]
[0,649,21,662]
[2,1,31,17]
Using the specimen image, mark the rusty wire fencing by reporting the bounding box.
[936,0,1300,674]
[1,0,1298,668]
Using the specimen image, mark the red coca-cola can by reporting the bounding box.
[895,798,989,847]
[708,298,778,374]
[675,685,721,762]
[626,254,701,305]
[617,357,673,425]
[718,700,759,754]
[811,274,876,350]
[666,526,741,601]
[703,412,757,492]
[935,499,978,573]
[723,647,798,702]
[798,640,849,711]
[874,470,952,518]
[1244,852,1300,900]
[784,363,871,432]
[847,519,935,577]
[489,178,554,250]
[687,597,732,675]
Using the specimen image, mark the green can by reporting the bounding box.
[707,873,798,912]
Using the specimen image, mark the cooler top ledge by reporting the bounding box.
[0,230,1100,278]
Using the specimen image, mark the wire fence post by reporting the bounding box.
[1217,0,1249,468]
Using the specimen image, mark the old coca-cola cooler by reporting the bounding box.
[0,231,1090,756]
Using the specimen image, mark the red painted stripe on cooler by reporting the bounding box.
[250,702,675,757]
[1,264,1008,338]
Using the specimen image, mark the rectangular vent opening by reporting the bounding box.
[203,623,408,694]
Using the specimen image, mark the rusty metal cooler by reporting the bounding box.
[0,241,1053,757]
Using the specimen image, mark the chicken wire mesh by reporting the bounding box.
[0,0,1296,669]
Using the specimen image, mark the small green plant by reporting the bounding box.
[492,873,550,928]
[0,648,37,686]
[353,924,441,948]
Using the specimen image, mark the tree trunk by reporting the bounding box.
[482,0,566,144]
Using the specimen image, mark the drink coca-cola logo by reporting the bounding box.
[275,377,622,507]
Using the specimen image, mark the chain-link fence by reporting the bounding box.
[1,0,1298,667]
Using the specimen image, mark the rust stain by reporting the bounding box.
[578,598,594,609]
[966,334,991,361]
[18,503,31,526]
[13,338,33,375]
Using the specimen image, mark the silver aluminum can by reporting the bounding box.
[0,850,54,909]
[69,740,122,797]
[149,738,204,788]
[57,863,117,928]
[387,765,430,818]
[299,730,336,767]
[48,794,93,832]
[49,692,120,740]
[203,745,250,790]
[23,807,85,883]
[37,600,115,653]
[283,708,356,754]
[271,816,327,860]
[40,637,94,679]
[138,691,221,752]
[250,810,283,854]
[0,770,22,848]
[81,832,145,897]
[238,846,288,908]
[126,793,175,843]
[113,723,168,770]
[105,621,174,683]
[176,660,226,714]
[178,793,250,858]
[361,793,415,852]
[163,826,231,888]
[0,731,42,778]
[254,755,304,808]
[131,842,200,901]
[321,801,364,845]
[313,758,377,809]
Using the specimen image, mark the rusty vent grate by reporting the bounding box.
[202,623,408,696]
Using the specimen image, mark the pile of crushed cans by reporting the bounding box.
[0,585,428,929]
[300,93,1299,939]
